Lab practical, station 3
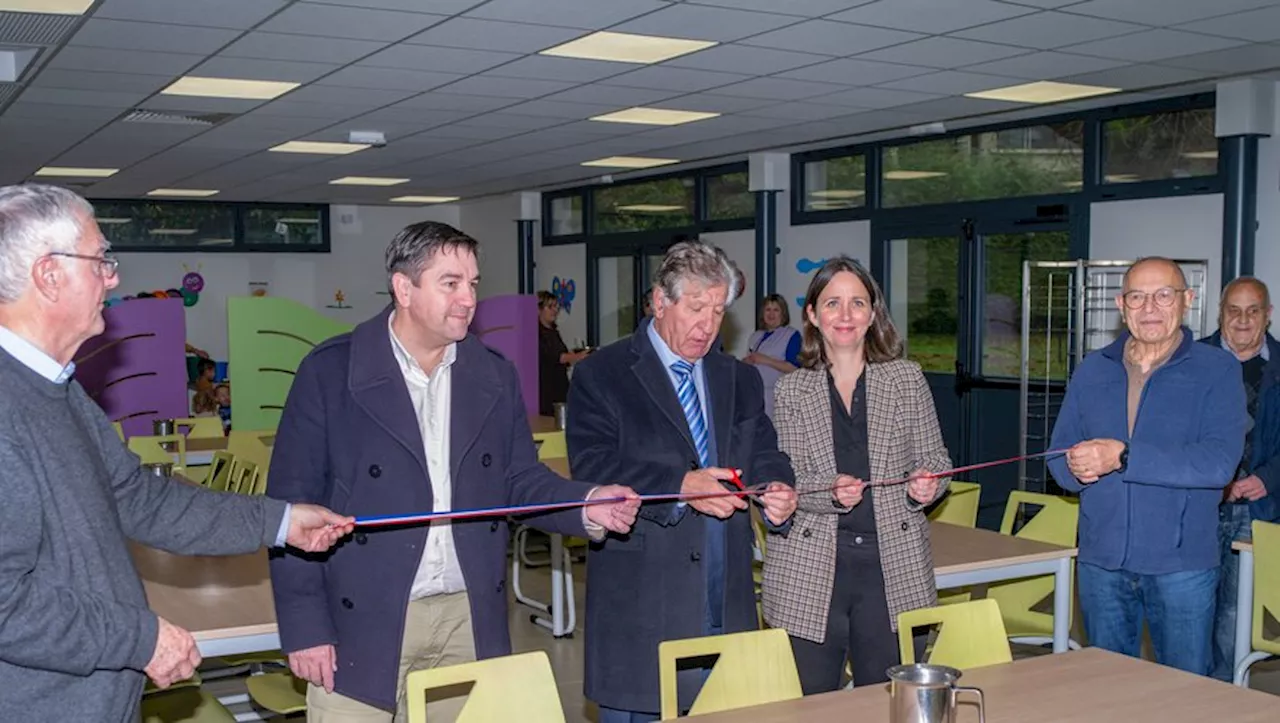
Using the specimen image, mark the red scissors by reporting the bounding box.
[727,468,746,491]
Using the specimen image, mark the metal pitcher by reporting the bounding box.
[153,419,176,436]
[887,663,985,723]
[552,402,568,431]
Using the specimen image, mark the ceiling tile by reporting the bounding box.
[300,0,485,11]
[66,19,240,55]
[775,57,933,84]
[740,20,925,56]
[219,32,388,64]
[893,95,1029,118]
[962,50,1129,78]
[665,45,830,75]
[180,126,309,150]
[404,17,583,53]
[463,114,572,132]
[815,85,946,108]
[1064,0,1280,26]
[829,0,1037,34]
[423,123,526,142]
[93,0,289,29]
[18,86,148,108]
[3,102,122,122]
[432,76,578,99]
[360,45,522,73]
[602,66,751,93]
[857,37,1032,67]
[46,47,205,76]
[312,114,461,138]
[216,114,333,135]
[707,77,849,100]
[277,85,415,108]
[139,95,266,114]
[683,0,881,18]
[500,99,626,119]
[336,106,470,128]
[29,69,173,94]
[741,101,864,121]
[995,0,1090,7]
[484,56,639,83]
[610,4,800,42]
[1158,42,1280,73]
[1057,62,1215,89]
[251,98,375,119]
[1175,7,1280,42]
[258,4,447,41]
[548,119,655,137]
[315,66,464,92]
[542,83,683,106]
[191,57,341,84]
[877,70,1036,95]
[463,0,671,30]
[1062,29,1247,61]
[953,11,1150,48]
[388,93,518,112]
[650,93,779,113]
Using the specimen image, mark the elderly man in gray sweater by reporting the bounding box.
[0,184,356,722]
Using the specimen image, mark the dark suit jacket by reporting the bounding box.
[567,319,795,713]
[267,305,592,711]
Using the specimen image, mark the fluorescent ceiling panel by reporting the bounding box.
[615,204,684,212]
[590,107,719,126]
[964,80,1119,103]
[161,76,300,100]
[581,156,679,169]
[147,188,219,197]
[330,176,410,186]
[390,195,461,203]
[540,31,716,64]
[34,166,118,178]
[884,171,948,180]
[0,0,93,13]
[269,141,370,155]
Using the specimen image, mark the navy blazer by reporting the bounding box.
[267,306,592,711]
[567,319,795,713]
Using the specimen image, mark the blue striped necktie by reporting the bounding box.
[671,360,711,467]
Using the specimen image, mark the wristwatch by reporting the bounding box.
[1116,443,1129,473]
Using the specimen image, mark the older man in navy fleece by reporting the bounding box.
[1048,256,1245,676]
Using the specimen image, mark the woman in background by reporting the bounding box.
[744,294,800,418]
[537,290,587,417]
[762,257,951,694]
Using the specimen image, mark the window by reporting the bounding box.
[592,177,695,234]
[95,201,236,249]
[704,170,754,220]
[1102,107,1218,184]
[982,231,1072,379]
[243,206,325,247]
[881,122,1084,207]
[801,154,866,211]
[548,193,583,236]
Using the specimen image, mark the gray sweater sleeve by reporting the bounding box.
[0,436,159,674]
[78,395,288,555]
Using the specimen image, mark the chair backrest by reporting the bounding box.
[999,491,1079,547]
[658,628,802,719]
[404,651,564,723]
[206,451,235,492]
[228,459,259,495]
[112,421,125,440]
[533,431,567,460]
[928,481,981,528]
[1252,520,1280,652]
[128,434,186,468]
[897,599,1013,669]
[228,431,271,490]
[174,416,225,439]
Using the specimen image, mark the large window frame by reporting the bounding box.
[790,92,1221,226]
[88,198,331,253]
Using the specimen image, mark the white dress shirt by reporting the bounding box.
[388,314,467,598]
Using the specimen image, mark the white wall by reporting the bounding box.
[458,195,521,302]
[704,228,755,357]
[114,203,460,359]
[776,195,871,329]
[1251,84,1280,291]
[1089,194,1224,334]
[536,240,587,349]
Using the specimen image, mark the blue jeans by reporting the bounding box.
[1210,503,1253,681]
[1077,562,1218,675]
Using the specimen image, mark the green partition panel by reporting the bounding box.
[228,297,352,432]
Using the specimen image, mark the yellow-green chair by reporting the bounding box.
[897,598,1013,669]
[928,481,981,528]
[227,459,259,495]
[405,651,564,723]
[112,421,125,440]
[141,674,236,723]
[658,628,802,720]
[1235,520,1280,686]
[202,451,235,491]
[532,431,566,460]
[245,671,307,716]
[985,491,1080,649]
[174,417,225,439]
[129,434,187,468]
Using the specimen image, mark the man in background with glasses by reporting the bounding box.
[1048,256,1246,676]
[1199,277,1280,680]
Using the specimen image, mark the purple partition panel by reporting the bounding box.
[74,297,189,438]
[470,294,538,418]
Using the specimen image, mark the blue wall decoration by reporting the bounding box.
[552,276,576,313]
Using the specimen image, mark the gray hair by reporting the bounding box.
[0,183,94,304]
[654,240,740,307]
[384,220,480,293]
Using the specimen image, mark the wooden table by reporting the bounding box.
[931,522,1078,652]
[530,415,560,435]
[692,648,1277,722]
[181,434,276,466]
[1232,538,1254,685]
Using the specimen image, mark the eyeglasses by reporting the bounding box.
[1121,287,1186,310]
[50,252,119,279]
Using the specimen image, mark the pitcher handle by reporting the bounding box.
[951,685,985,723]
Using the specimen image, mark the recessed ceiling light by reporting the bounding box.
[590,107,720,126]
[329,176,410,186]
[965,80,1120,104]
[0,0,93,13]
[1181,150,1218,160]
[147,188,218,198]
[35,166,118,178]
[161,76,299,100]
[96,218,132,225]
[810,190,866,199]
[540,31,716,64]
[884,170,948,180]
[615,204,685,213]
[269,141,370,155]
[581,156,679,169]
[390,196,461,203]
[148,229,198,236]
[1104,173,1141,183]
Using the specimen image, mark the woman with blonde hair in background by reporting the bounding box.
[744,293,800,418]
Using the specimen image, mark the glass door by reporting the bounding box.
[586,237,675,347]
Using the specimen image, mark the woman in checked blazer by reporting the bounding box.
[762,256,952,694]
